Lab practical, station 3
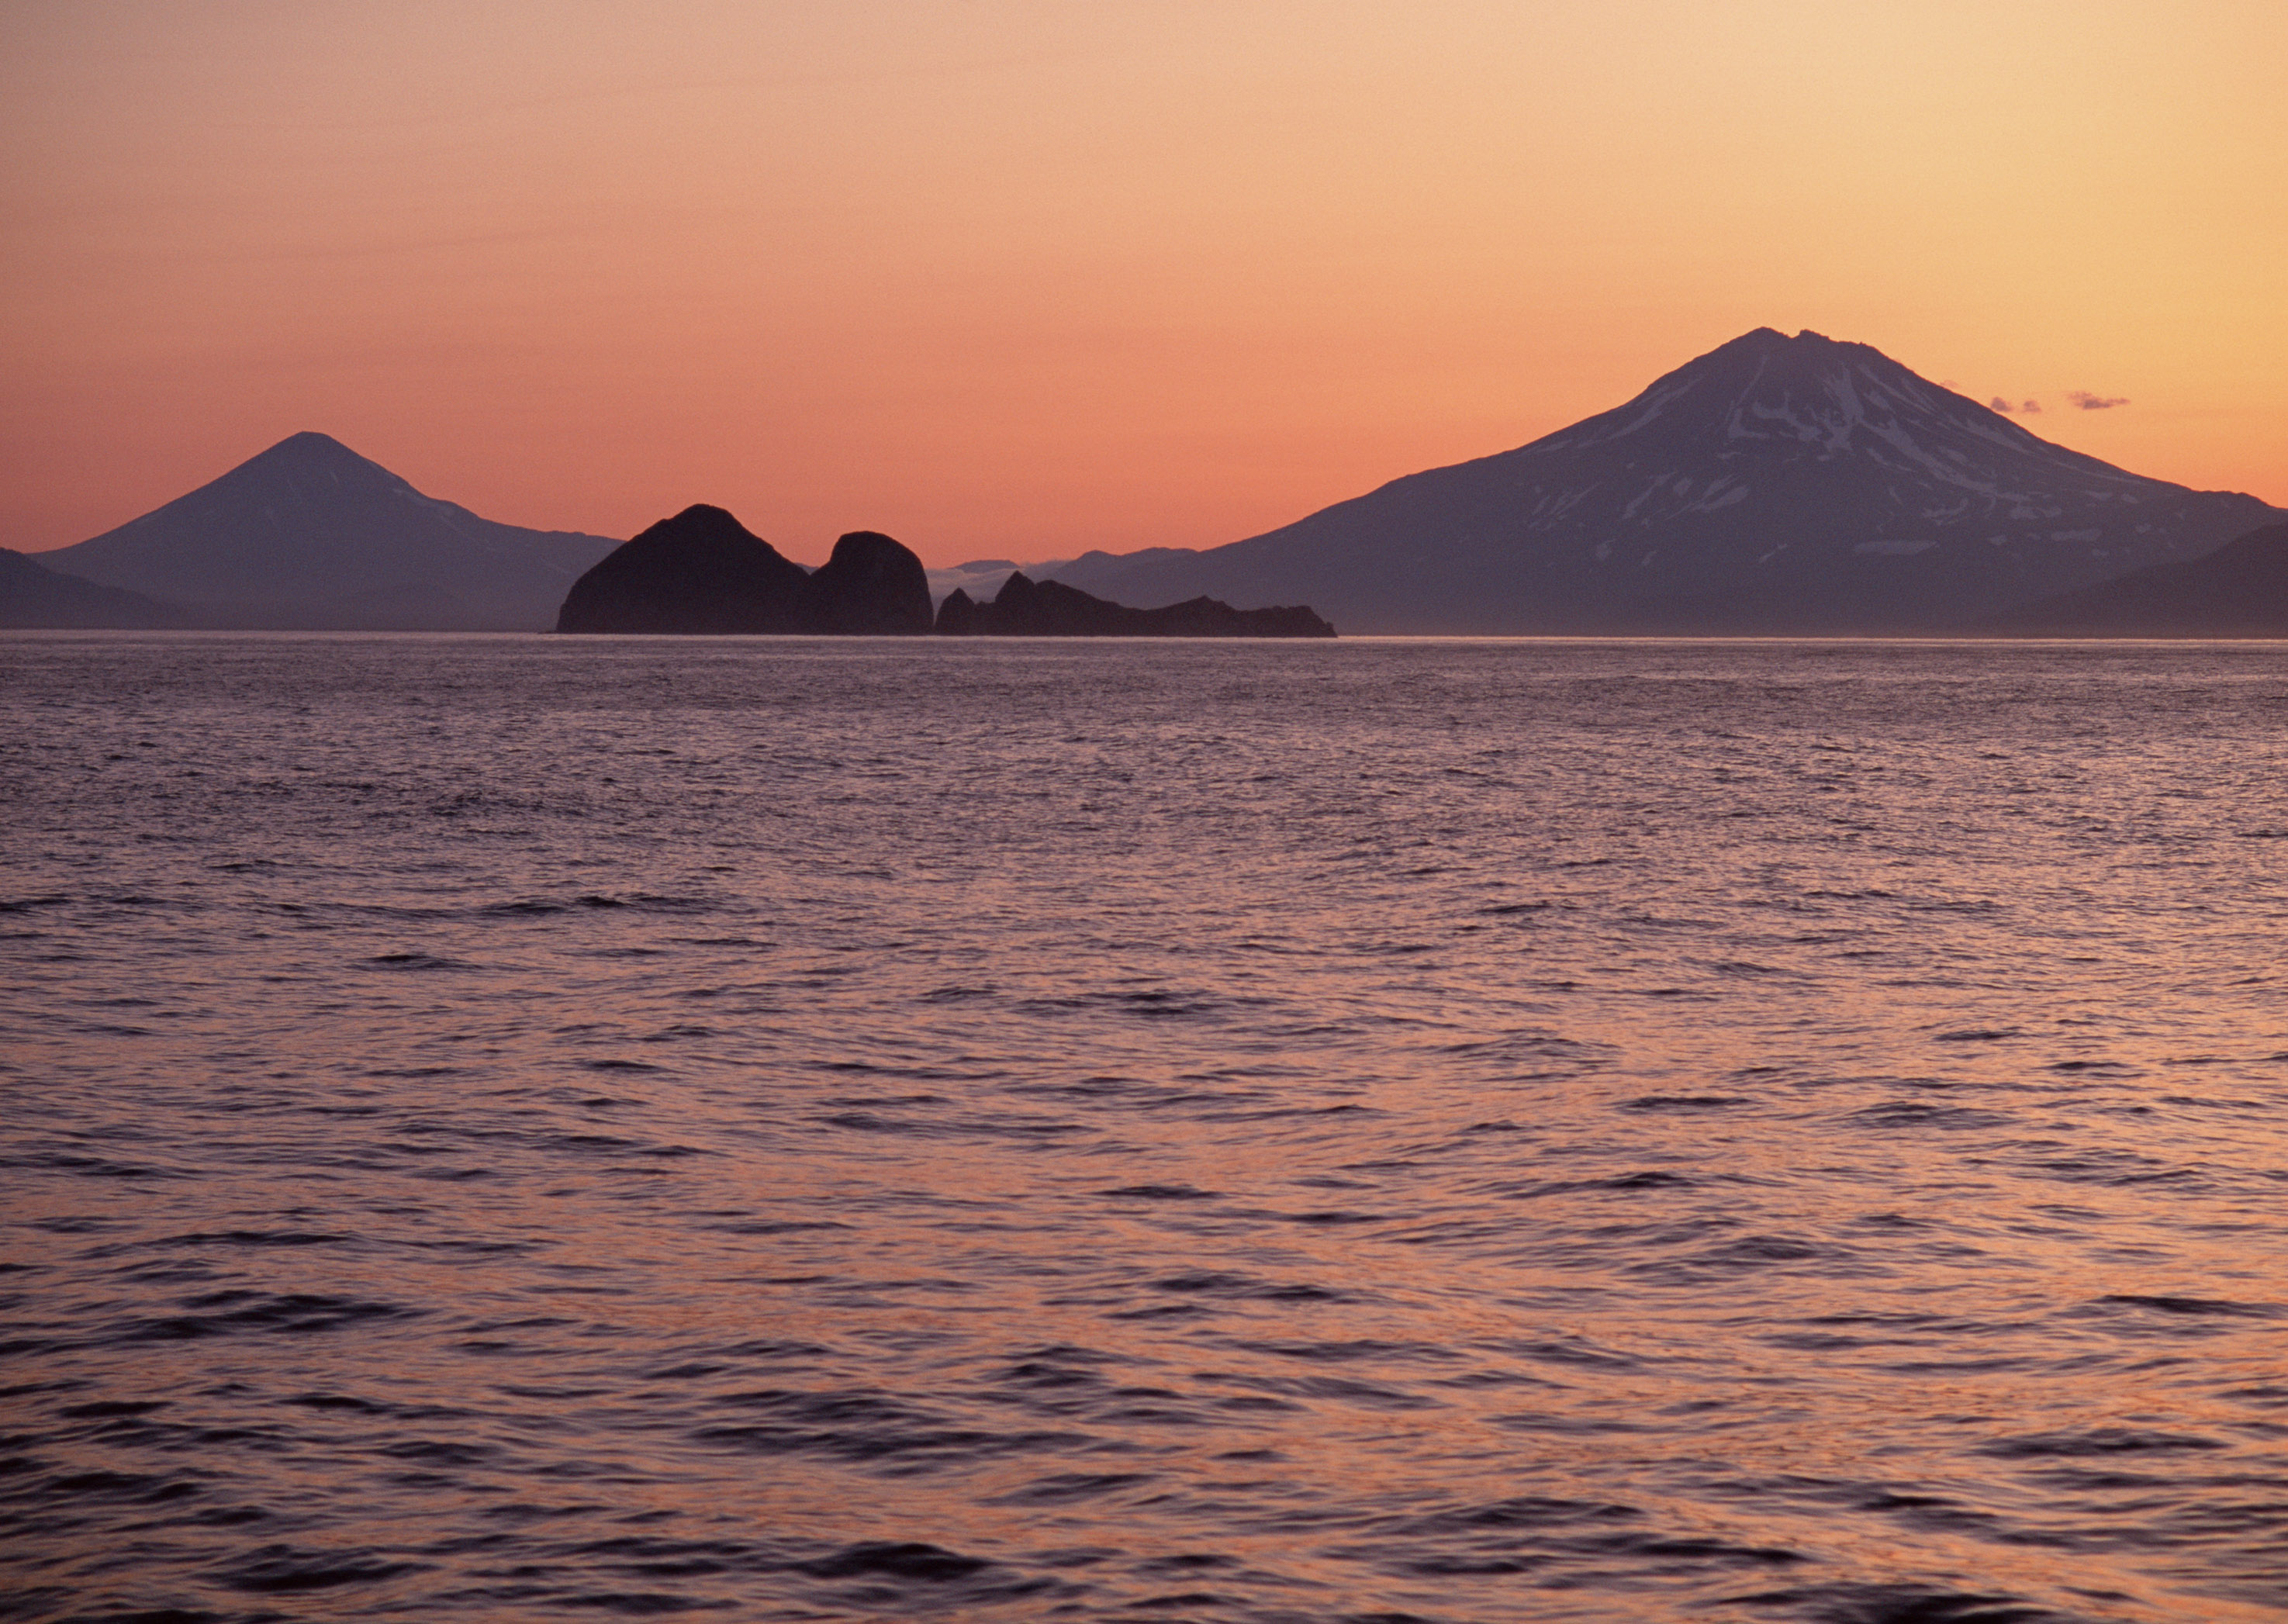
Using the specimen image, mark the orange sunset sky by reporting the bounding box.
[5,0,2283,568]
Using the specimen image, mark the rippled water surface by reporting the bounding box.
[5,633,2287,1624]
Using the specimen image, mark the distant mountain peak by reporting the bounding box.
[1049,328,2279,634]
[219,430,420,493]
[1699,327,1852,362]
[273,429,355,453]
[1531,327,2079,488]
[32,434,620,628]
[1723,325,1834,348]
[235,430,377,468]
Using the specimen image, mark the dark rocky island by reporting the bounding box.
[558,509,1333,636]
[798,530,934,634]
[1981,520,2288,636]
[935,572,1334,637]
[558,506,934,634]
[556,505,808,633]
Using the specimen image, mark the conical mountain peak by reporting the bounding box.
[32,433,619,627]
[235,430,397,478]
[268,430,358,456]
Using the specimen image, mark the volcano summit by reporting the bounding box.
[1049,329,2278,634]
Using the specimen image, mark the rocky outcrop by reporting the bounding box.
[799,531,933,634]
[933,572,1335,637]
[933,588,984,635]
[555,511,935,634]
[1982,520,2288,635]
[1,548,183,628]
[556,506,810,633]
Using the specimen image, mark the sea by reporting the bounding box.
[4,632,2285,1624]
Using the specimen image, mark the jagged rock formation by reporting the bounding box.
[798,530,933,634]
[556,511,934,634]
[1046,329,2279,634]
[926,558,1027,606]
[30,432,620,630]
[935,572,1334,637]
[931,591,985,634]
[1981,520,2288,636]
[0,548,183,629]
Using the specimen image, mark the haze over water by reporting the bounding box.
[5,634,2286,1622]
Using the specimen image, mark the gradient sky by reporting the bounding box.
[5,0,2283,567]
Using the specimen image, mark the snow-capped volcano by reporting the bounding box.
[1049,329,2277,633]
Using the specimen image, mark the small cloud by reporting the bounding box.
[2069,390,2129,410]
[1989,396,2013,413]
[2021,399,2042,413]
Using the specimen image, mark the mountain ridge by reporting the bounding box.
[1981,519,2288,636]
[19,343,2279,637]
[0,548,185,629]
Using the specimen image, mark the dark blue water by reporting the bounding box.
[4,633,2286,1623]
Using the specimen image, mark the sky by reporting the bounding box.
[5,0,2283,568]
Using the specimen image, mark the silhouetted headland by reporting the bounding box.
[935,572,1334,637]
[1981,519,2288,636]
[0,548,183,629]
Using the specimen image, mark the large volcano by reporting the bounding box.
[33,433,620,630]
[1049,329,2278,634]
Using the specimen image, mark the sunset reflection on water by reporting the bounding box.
[5,634,2285,1622]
